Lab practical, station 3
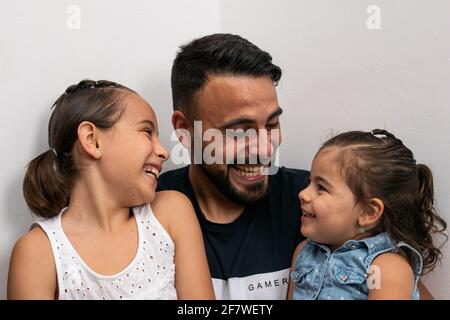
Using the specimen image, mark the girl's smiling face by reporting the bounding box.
[299,148,365,249]
[96,93,168,206]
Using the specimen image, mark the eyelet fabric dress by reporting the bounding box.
[33,203,177,300]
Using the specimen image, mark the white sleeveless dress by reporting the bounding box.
[33,203,177,300]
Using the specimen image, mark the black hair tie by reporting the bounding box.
[64,79,118,95]
[371,129,396,139]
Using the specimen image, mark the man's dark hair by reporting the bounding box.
[171,33,282,116]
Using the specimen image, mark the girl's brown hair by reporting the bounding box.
[23,80,135,218]
[321,129,447,274]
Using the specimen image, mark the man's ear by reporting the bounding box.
[358,198,384,228]
[172,111,193,148]
[77,121,102,159]
[172,110,191,131]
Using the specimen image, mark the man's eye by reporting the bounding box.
[225,130,246,138]
[266,122,280,129]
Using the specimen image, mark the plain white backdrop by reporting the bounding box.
[1,0,448,299]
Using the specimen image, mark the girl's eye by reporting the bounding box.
[143,129,153,137]
[318,184,327,192]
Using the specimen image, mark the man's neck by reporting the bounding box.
[189,165,245,224]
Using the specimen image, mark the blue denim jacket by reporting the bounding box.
[291,232,423,300]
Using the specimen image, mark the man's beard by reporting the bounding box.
[199,164,268,205]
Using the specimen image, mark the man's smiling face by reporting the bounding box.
[191,74,282,205]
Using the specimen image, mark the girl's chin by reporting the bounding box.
[144,191,157,204]
[300,227,320,243]
[132,189,156,206]
[300,226,312,237]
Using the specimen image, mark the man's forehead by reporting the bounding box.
[194,74,279,124]
[198,103,281,128]
[200,74,276,98]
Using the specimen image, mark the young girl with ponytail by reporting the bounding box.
[8,80,214,300]
[288,129,447,300]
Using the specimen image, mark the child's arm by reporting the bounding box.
[287,240,307,300]
[7,228,57,299]
[153,191,215,300]
[368,253,414,300]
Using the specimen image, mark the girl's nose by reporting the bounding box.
[155,139,169,162]
[299,188,311,204]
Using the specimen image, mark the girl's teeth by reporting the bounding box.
[151,169,159,178]
[145,171,156,177]
[144,166,160,179]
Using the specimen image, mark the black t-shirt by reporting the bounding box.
[156,166,309,299]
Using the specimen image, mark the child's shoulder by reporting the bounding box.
[153,190,192,207]
[8,227,56,297]
[152,190,194,217]
[150,190,197,236]
[13,226,53,258]
[368,252,415,299]
[371,252,414,276]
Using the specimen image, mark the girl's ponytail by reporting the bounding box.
[23,149,70,218]
[415,164,447,272]
[416,164,434,214]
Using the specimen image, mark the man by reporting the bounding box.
[157,33,433,300]
[157,33,309,299]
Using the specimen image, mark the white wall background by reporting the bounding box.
[0,0,220,299]
[1,0,449,299]
[221,0,450,299]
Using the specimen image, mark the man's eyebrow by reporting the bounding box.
[218,107,283,129]
[268,107,283,121]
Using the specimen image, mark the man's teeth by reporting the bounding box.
[234,165,265,177]
[144,165,160,179]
